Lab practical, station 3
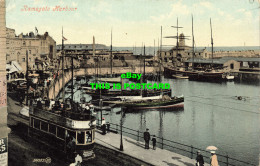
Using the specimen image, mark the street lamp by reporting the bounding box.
[120,107,124,151]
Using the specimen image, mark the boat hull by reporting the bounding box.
[121,97,184,110]
[134,102,184,109]
[165,67,225,82]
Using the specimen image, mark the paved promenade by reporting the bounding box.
[95,131,210,166]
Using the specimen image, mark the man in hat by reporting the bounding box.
[210,151,219,166]
[143,128,150,149]
[196,150,204,166]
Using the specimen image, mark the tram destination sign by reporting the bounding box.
[0,137,7,166]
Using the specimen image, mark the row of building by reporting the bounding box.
[159,33,259,65]
[5,28,260,78]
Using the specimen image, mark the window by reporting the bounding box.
[41,121,48,132]
[34,119,40,129]
[23,41,26,46]
[86,130,92,143]
[67,130,76,139]
[77,131,85,144]
[29,50,31,54]
[230,63,234,69]
[57,127,65,139]
[22,58,25,62]
[49,124,56,135]
[30,118,33,127]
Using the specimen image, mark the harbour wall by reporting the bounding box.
[48,66,158,99]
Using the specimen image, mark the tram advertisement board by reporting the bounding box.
[0,137,7,166]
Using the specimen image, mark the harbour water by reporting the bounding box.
[70,77,260,165]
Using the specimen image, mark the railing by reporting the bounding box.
[96,119,256,166]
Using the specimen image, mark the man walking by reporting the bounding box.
[143,128,150,149]
[196,150,204,166]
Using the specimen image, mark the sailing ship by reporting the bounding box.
[164,17,229,82]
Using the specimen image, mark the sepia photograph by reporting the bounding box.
[0,0,259,166]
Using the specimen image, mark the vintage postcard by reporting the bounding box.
[1,0,259,166]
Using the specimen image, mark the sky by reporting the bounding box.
[5,0,260,47]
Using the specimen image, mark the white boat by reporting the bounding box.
[226,75,234,80]
[116,95,163,101]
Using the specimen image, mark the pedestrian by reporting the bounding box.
[210,151,219,166]
[196,150,204,166]
[106,122,110,133]
[151,135,156,150]
[143,128,150,149]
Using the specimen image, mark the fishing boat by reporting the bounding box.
[114,95,184,110]
[82,86,172,99]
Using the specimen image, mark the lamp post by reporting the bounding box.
[120,107,124,151]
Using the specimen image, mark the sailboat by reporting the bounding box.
[165,17,227,82]
[188,18,225,81]
[163,18,190,79]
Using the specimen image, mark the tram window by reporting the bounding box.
[57,127,65,139]
[30,118,33,127]
[86,130,92,143]
[41,121,48,132]
[34,119,40,129]
[67,130,76,139]
[49,124,56,135]
[77,131,85,144]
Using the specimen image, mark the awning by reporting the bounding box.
[6,61,23,74]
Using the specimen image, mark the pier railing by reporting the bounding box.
[96,119,256,166]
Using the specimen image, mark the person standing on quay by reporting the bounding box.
[151,135,156,150]
[210,151,219,166]
[143,128,150,149]
[196,150,204,166]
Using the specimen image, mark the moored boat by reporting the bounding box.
[113,95,184,110]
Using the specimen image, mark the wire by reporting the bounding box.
[185,99,259,114]
[185,95,260,107]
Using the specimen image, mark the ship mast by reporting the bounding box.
[110,28,113,76]
[143,45,146,97]
[192,15,195,70]
[210,18,214,67]
[62,27,65,102]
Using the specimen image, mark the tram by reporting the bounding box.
[28,103,96,160]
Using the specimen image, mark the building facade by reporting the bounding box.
[6,28,56,71]
[0,1,9,166]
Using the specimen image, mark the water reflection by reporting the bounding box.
[68,76,259,165]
